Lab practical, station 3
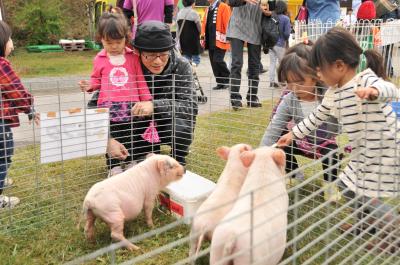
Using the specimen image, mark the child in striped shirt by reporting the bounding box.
[278,27,399,253]
[261,43,341,202]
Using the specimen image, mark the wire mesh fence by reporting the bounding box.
[0,22,399,264]
[0,74,398,264]
[293,19,400,81]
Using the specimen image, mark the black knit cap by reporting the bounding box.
[132,20,175,52]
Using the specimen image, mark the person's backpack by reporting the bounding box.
[261,14,280,54]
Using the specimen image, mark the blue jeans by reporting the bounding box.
[0,121,14,194]
[182,54,201,66]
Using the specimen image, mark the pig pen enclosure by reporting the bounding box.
[0,21,400,264]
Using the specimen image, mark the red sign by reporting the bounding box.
[158,193,184,217]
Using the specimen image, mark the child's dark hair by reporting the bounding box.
[277,52,317,83]
[311,27,387,79]
[96,13,130,42]
[274,0,288,15]
[0,21,12,58]
[364,49,387,79]
[182,0,195,7]
[285,42,313,61]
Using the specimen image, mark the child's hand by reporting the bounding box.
[29,113,40,126]
[277,132,293,147]
[107,138,129,160]
[79,80,91,92]
[355,87,379,100]
[131,101,154,117]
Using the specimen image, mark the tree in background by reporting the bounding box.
[4,0,91,45]
[11,0,63,45]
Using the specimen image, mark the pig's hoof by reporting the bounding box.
[146,220,155,228]
[86,236,96,244]
[85,232,95,243]
[127,243,140,251]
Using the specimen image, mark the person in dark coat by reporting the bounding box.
[107,21,198,166]
[201,0,232,90]
[177,0,202,65]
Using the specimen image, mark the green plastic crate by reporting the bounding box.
[26,45,64,53]
[85,41,102,51]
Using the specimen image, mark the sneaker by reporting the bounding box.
[107,166,123,178]
[231,100,243,111]
[247,100,262,108]
[286,172,304,188]
[322,181,342,203]
[3,177,13,188]
[0,195,20,210]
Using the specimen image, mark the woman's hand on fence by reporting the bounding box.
[107,138,129,160]
[277,132,293,148]
[131,101,154,117]
[355,87,378,101]
[79,80,91,92]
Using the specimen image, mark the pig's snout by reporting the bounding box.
[176,165,185,180]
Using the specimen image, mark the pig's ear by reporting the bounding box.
[216,146,230,160]
[272,149,286,169]
[240,151,255,167]
[241,144,252,152]
[157,159,166,176]
[158,158,174,176]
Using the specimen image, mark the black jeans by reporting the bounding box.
[283,141,339,182]
[107,118,192,168]
[146,119,192,166]
[229,38,261,103]
[209,47,230,86]
[106,118,153,169]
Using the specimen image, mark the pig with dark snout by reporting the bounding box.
[80,154,184,251]
[210,146,288,265]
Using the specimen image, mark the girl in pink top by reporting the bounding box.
[80,13,159,176]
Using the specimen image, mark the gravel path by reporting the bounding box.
[15,52,280,145]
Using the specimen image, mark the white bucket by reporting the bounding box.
[158,170,216,224]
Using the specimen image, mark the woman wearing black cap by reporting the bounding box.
[107,20,198,166]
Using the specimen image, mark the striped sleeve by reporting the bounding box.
[361,71,400,102]
[292,90,335,139]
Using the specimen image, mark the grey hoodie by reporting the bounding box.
[260,91,339,147]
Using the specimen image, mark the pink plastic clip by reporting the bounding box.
[142,121,161,143]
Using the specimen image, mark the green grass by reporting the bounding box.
[8,48,96,78]
[0,103,399,265]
